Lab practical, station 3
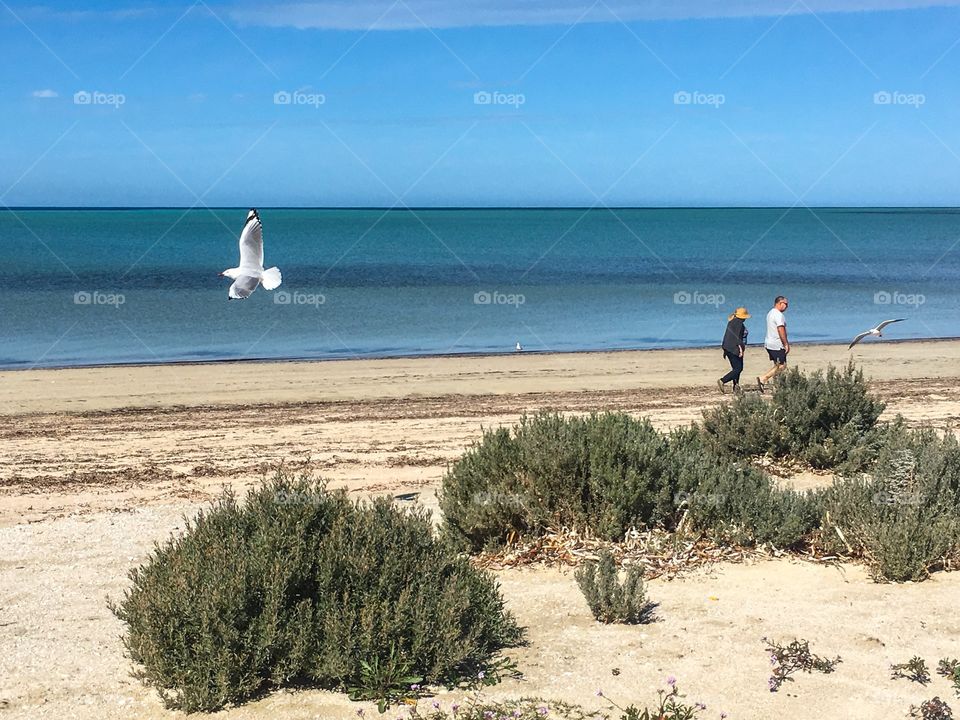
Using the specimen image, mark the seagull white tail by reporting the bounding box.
[261,266,282,291]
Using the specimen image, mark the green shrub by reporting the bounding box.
[440,414,818,552]
[439,412,674,550]
[575,550,654,624]
[701,362,885,469]
[667,427,820,548]
[111,474,522,712]
[818,425,960,581]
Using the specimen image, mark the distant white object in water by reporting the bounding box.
[220,209,282,299]
[848,318,906,349]
[515,341,523,352]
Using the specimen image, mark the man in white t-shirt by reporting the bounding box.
[757,295,789,393]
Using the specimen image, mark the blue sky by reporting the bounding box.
[3,0,960,206]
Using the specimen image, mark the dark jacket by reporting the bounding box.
[722,317,748,356]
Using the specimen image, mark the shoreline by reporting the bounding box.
[5,337,960,416]
[3,335,958,374]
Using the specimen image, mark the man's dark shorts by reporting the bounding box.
[767,348,787,365]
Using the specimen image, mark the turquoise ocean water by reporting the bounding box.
[3,208,958,369]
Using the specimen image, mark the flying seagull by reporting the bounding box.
[848,318,906,349]
[220,208,282,299]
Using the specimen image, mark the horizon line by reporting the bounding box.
[4,205,960,211]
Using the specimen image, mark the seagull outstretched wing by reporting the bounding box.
[228,274,260,300]
[876,318,906,331]
[237,209,264,272]
[848,331,871,349]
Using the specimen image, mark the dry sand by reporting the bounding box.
[2,341,960,719]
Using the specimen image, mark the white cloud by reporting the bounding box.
[228,0,960,30]
[31,89,59,98]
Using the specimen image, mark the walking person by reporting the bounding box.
[757,295,789,393]
[719,307,750,393]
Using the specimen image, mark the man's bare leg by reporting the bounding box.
[759,362,785,384]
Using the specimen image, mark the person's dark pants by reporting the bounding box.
[721,352,743,386]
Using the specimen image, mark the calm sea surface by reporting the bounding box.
[3,208,958,368]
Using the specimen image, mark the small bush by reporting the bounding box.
[701,362,885,469]
[575,551,654,624]
[440,412,674,550]
[892,657,931,684]
[668,427,820,548]
[440,413,819,552]
[764,637,841,692]
[818,425,960,581]
[910,698,954,720]
[111,474,522,712]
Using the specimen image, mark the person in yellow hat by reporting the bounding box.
[719,306,751,393]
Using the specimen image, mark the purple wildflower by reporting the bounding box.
[666,676,677,687]
[484,711,494,720]
[478,671,486,680]
[432,700,441,709]
[451,704,460,714]
[596,689,604,697]
[537,706,549,716]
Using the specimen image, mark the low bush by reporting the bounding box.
[764,637,841,692]
[817,424,960,581]
[892,657,931,684]
[575,550,654,624]
[439,412,673,550]
[701,362,885,469]
[440,414,818,552]
[111,474,522,712]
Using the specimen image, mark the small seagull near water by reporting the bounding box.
[220,209,282,299]
[515,341,523,352]
[848,318,906,349]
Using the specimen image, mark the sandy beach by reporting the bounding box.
[3,341,960,720]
